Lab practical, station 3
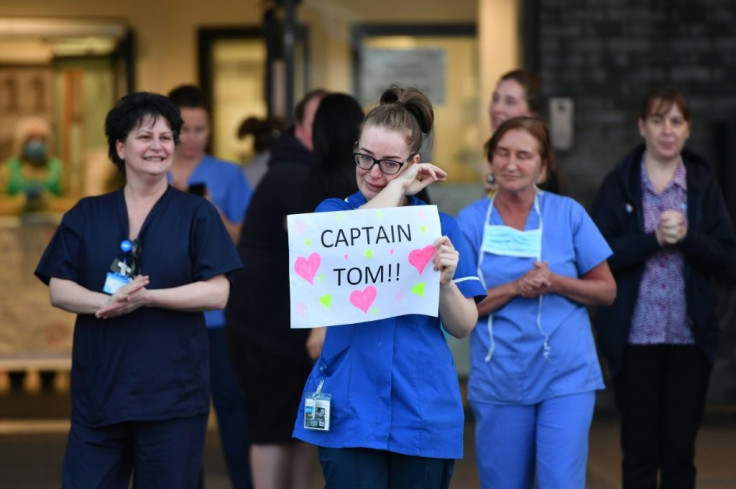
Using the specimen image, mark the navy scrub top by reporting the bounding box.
[293,192,486,459]
[35,187,242,427]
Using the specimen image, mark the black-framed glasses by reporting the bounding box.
[353,152,408,175]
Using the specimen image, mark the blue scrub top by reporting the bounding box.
[456,192,611,405]
[35,187,242,426]
[169,155,252,328]
[293,192,486,459]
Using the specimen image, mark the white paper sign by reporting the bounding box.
[288,206,442,329]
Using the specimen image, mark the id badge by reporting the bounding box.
[304,392,331,431]
[103,272,131,295]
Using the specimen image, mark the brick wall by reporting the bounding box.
[529,0,736,402]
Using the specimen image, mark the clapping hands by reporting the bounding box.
[655,210,687,247]
[96,275,150,319]
[516,261,553,298]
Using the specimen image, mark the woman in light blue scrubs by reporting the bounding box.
[293,86,486,489]
[456,117,617,489]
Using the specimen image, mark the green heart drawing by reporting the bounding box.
[319,294,332,308]
[365,249,373,259]
[420,225,427,233]
[316,274,325,283]
[305,238,312,245]
[412,282,425,296]
[371,306,379,315]
[335,213,344,220]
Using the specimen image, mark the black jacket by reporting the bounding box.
[591,144,736,377]
[226,132,317,359]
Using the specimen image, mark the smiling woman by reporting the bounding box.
[591,86,736,489]
[114,117,175,180]
[34,92,242,488]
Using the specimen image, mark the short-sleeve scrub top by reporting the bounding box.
[35,186,242,427]
[293,192,486,459]
[457,191,612,406]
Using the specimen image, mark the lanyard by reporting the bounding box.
[477,189,550,362]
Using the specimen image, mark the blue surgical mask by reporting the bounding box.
[23,139,47,164]
[482,225,542,258]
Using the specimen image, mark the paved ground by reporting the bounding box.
[1,388,735,488]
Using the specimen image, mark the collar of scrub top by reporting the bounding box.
[478,187,551,362]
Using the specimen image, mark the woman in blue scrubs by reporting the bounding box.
[34,92,241,489]
[456,117,616,489]
[292,86,486,489]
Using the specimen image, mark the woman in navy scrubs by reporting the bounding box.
[35,92,241,489]
[292,86,486,489]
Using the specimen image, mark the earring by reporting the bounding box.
[486,172,495,185]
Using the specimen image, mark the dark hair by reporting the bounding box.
[105,92,183,174]
[362,85,434,156]
[499,69,544,115]
[639,85,690,122]
[303,93,364,210]
[167,84,211,114]
[294,89,329,123]
[485,116,556,179]
[238,116,286,152]
[313,93,364,168]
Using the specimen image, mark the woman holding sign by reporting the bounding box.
[456,117,616,489]
[292,85,485,489]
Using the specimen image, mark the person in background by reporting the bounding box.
[1,116,64,214]
[35,92,241,488]
[591,86,736,489]
[292,86,485,489]
[1,117,68,390]
[456,116,616,489]
[300,92,364,361]
[237,115,286,189]
[486,69,560,193]
[167,84,253,489]
[301,93,362,213]
[226,89,327,489]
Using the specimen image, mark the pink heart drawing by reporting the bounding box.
[389,249,395,255]
[408,245,435,275]
[294,253,321,285]
[350,286,377,313]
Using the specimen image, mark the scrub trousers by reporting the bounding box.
[614,344,711,489]
[471,391,596,489]
[208,326,252,489]
[318,447,455,489]
[62,414,208,489]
